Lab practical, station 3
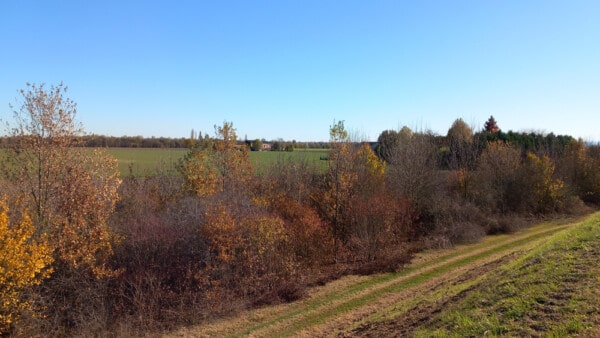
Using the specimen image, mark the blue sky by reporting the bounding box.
[1,1,599,141]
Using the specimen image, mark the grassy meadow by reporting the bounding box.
[104,147,330,176]
[413,213,600,337]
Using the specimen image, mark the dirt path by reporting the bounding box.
[168,218,578,337]
[338,254,516,337]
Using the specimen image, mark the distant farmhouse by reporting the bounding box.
[243,139,272,151]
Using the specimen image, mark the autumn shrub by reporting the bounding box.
[516,152,568,214]
[428,196,489,245]
[269,198,331,265]
[256,154,331,265]
[179,122,301,308]
[200,201,297,305]
[258,153,317,205]
[344,192,412,263]
[2,83,123,335]
[109,176,208,331]
[471,141,521,214]
[471,142,584,219]
[386,132,440,224]
[180,122,253,198]
[315,125,408,265]
[316,130,358,260]
[0,197,53,334]
[312,137,418,268]
[559,140,600,205]
[446,118,477,170]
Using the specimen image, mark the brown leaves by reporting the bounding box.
[5,83,122,278]
[201,204,295,299]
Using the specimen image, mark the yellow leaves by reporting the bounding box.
[324,143,386,216]
[181,122,253,197]
[204,206,239,263]
[251,195,270,207]
[202,204,294,298]
[562,140,600,204]
[250,216,287,256]
[523,152,566,213]
[330,120,349,143]
[359,144,385,173]
[183,150,219,197]
[48,148,122,278]
[5,82,123,280]
[0,197,53,332]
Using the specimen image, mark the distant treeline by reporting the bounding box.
[0,135,332,149]
[377,128,596,168]
[475,130,577,157]
[1,131,596,161]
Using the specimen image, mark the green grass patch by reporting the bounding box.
[277,226,567,335]
[248,149,329,174]
[235,219,573,337]
[2,147,329,177]
[414,212,600,337]
[102,148,329,176]
[105,148,187,176]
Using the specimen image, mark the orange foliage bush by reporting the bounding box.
[270,198,331,264]
[200,204,297,303]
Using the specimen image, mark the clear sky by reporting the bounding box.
[1,1,599,142]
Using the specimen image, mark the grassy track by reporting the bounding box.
[168,214,597,337]
[409,212,600,337]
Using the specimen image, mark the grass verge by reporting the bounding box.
[168,216,582,337]
[413,212,600,337]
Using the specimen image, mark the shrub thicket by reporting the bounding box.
[2,85,599,335]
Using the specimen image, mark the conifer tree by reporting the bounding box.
[484,115,500,133]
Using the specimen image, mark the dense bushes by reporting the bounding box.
[0,198,53,332]
[2,85,600,336]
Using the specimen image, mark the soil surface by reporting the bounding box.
[342,255,516,337]
[167,219,578,337]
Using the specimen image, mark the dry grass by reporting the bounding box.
[165,215,581,337]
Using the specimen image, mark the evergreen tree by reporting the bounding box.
[484,115,500,133]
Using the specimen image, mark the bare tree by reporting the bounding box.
[447,118,476,170]
[387,132,439,212]
[474,141,521,213]
[3,82,121,276]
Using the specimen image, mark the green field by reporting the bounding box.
[105,148,330,176]
[105,148,188,176]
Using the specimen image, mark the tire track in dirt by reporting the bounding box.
[321,251,521,337]
[250,223,571,337]
[294,230,564,337]
[345,214,600,337]
[337,255,516,337]
[167,220,576,337]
